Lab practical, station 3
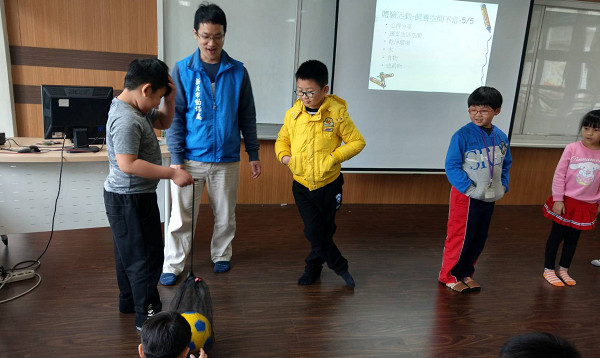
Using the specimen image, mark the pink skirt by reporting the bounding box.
[543,196,598,230]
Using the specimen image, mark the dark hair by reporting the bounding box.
[468,86,503,110]
[140,312,191,358]
[123,58,171,97]
[499,332,581,358]
[580,109,600,129]
[295,59,329,88]
[194,2,227,33]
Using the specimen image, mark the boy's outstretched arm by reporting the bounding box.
[116,154,193,187]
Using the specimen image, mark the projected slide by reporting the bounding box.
[369,0,498,93]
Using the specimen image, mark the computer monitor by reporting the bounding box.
[42,85,113,150]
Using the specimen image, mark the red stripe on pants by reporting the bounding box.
[438,187,470,284]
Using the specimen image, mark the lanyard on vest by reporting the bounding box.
[479,127,496,188]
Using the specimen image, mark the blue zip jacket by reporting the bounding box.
[445,122,512,202]
[167,49,259,165]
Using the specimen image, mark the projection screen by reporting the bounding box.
[333,0,534,171]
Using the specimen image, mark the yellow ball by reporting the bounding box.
[181,312,212,354]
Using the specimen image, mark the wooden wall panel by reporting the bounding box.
[9,46,156,71]
[235,142,562,205]
[4,1,21,45]
[14,103,42,138]
[9,0,156,53]
[12,66,125,87]
[238,141,296,204]
[501,147,562,205]
[343,172,451,204]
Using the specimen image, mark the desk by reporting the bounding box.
[0,137,171,241]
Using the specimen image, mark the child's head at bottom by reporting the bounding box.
[139,311,191,358]
[499,332,580,358]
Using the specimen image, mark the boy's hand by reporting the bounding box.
[164,75,176,106]
[281,155,290,165]
[172,168,193,187]
[552,201,565,216]
[250,160,261,179]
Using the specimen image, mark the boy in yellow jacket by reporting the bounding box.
[275,60,365,287]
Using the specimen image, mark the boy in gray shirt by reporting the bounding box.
[104,59,193,330]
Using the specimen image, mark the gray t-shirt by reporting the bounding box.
[103,98,162,194]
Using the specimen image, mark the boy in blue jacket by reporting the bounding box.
[438,86,512,293]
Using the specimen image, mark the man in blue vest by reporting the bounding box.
[160,2,261,285]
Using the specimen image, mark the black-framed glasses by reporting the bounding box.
[294,88,323,98]
[196,32,225,42]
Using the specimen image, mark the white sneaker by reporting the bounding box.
[591,259,600,267]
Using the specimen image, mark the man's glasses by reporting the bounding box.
[196,32,225,42]
[468,108,492,115]
[294,88,323,98]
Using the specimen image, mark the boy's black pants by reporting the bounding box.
[103,190,163,327]
[292,174,348,274]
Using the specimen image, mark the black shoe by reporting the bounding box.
[298,267,322,285]
[339,271,355,288]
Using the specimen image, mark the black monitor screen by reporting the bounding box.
[42,85,113,147]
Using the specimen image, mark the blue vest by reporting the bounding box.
[174,49,245,163]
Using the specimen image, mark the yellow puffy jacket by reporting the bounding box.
[275,95,366,191]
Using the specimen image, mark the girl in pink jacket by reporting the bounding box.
[543,110,600,286]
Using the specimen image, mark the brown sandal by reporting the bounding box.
[447,281,471,293]
[463,278,481,291]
